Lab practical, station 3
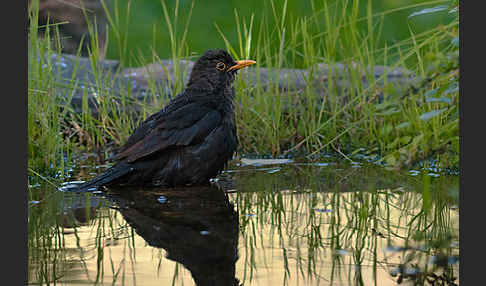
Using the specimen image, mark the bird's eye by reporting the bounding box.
[216,62,226,71]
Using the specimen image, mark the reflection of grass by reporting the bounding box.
[27,164,459,285]
[231,165,459,285]
[28,188,67,284]
[28,190,140,285]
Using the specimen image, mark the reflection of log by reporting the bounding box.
[107,185,240,286]
[43,53,418,115]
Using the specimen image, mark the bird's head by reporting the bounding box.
[186,49,256,92]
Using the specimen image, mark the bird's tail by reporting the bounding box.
[74,165,133,192]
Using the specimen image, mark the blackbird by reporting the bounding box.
[77,49,255,191]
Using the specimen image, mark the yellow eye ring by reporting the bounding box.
[216,62,226,71]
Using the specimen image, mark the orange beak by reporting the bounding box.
[227,60,256,72]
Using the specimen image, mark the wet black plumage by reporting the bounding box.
[77,50,255,191]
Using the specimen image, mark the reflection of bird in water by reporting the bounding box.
[108,185,240,286]
[77,50,255,192]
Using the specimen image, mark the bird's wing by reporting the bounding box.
[112,102,222,163]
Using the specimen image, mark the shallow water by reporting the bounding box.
[28,159,459,285]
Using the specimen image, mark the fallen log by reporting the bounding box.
[42,53,419,115]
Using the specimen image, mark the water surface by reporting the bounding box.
[28,159,459,285]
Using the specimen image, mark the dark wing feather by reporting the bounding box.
[112,102,222,163]
[114,94,190,155]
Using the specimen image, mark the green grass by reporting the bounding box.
[27,2,459,284]
[27,0,459,179]
[224,0,459,169]
[28,1,459,285]
[104,0,456,67]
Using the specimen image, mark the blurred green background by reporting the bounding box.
[105,0,455,67]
